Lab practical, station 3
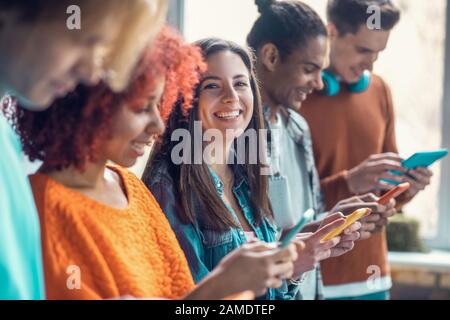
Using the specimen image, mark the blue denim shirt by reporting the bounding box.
[146,162,299,300]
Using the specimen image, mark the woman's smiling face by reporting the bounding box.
[197,50,254,139]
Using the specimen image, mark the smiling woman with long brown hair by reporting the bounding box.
[143,38,302,300]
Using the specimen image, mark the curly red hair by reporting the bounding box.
[2,26,206,171]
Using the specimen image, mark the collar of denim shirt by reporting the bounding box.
[263,105,306,144]
[208,164,246,196]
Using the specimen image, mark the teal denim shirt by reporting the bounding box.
[146,162,299,300]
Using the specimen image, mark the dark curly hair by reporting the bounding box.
[247,0,328,60]
[2,26,206,171]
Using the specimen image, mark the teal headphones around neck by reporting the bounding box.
[321,70,371,96]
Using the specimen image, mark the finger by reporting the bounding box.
[272,261,294,280]
[344,221,361,234]
[373,202,392,214]
[268,243,297,262]
[368,160,406,173]
[243,241,274,252]
[401,173,428,190]
[319,237,341,250]
[336,202,372,216]
[376,180,398,192]
[415,167,433,177]
[359,230,372,240]
[293,239,305,252]
[378,172,407,184]
[361,222,376,232]
[295,232,314,241]
[340,231,360,242]
[375,217,388,228]
[266,278,284,289]
[361,212,381,223]
[334,240,355,251]
[379,208,397,219]
[370,152,404,161]
[323,212,345,224]
[408,170,431,186]
[385,198,396,210]
[369,152,404,162]
[404,189,418,200]
[359,193,379,202]
[340,202,379,218]
[312,218,346,241]
[317,248,332,261]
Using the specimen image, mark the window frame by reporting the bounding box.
[167,0,184,32]
[428,0,450,251]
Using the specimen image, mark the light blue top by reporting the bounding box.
[266,108,325,300]
[0,113,45,299]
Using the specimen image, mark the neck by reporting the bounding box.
[43,159,108,190]
[325,61,342,79]
[210,162,233,186]
[256,65,282,124]
[207,138,234,185]
[259,86,282,124]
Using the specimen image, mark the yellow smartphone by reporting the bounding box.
[320,208,371,243]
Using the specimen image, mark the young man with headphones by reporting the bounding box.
[300,0,433,300]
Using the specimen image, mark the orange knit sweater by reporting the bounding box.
[30,165,195,299]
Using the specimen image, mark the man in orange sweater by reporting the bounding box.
[300,0,433,300]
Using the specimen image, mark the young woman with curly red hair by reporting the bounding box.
[4,27,297,300]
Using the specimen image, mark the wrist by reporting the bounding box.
[289,273,308,285]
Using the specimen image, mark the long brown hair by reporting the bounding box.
[143,38,272,232]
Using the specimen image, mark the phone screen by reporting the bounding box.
[279,209,315,248]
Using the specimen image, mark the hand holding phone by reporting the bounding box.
[321,208,371,243]
[382,149,448,185]
[279,209,315,248]
[377,182,410,205]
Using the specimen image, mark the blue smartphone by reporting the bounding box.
[279,209,315,248]
[382,149,448,185]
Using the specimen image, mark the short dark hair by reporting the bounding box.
[247,0,328,60]
[327,0,401,35]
